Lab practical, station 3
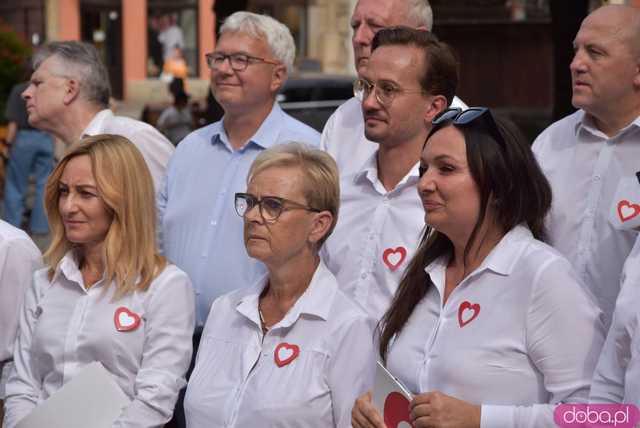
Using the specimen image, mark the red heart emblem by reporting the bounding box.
[274,342,299,367]
[458,301,480,328]
[114,307,141,332]
[384,391,414,428]
[383,247,407,272]
[618,200,640,222]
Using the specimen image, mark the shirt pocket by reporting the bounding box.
[251,346,330,412]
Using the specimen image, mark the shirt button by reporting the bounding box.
[369,235,374,241]
[593,175,601,181]
[361,273,367,279]
[211,220,217,226]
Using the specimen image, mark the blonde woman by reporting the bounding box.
[185,143,376,428]
[3,135,195,428]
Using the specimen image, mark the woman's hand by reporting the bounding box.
[352,391,387,428]
[410,391,480,428]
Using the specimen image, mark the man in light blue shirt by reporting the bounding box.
[158,12,319,327]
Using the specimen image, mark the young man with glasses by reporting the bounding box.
[320,0,466,176]
[321,27,458,321]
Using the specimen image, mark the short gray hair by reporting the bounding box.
[33,41,111,108]
[247,142,339,248]
[407,0,433,31]
[220,11,296,72]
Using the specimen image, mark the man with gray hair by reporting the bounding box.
[22,41,174,190]
[158,11,319,332]
[321,0,466,175]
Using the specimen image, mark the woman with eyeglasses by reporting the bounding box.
[184,142,376,428]
[351,108,605,428]
[3,135,195,428]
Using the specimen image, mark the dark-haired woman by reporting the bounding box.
[352,108,605,428]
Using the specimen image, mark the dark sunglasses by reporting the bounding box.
[420,107,507,178]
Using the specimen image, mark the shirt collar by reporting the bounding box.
[353,151,420,189]
[211,102,284,151]
[424,224,533,280]
[52,250,109,292]
[82,109,113,136]
[575,110,640,140]
[235,260,338,330]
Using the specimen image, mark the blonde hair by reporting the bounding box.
[44,134,166,298]
[247,142,340,247]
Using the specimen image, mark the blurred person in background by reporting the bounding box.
[2,135,194,428]
[3,62,54,236]
[22,41,174,192]
[320,0,466,176]
[185,143,375,428]
[157,90,193,146]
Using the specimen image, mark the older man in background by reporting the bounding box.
[22,41,174,191]
[533,5,640,328]
[321,0,466,176]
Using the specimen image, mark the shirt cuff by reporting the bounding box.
[480,404,514,428]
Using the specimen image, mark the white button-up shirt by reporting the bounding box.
[83,109,175,192]
[320,96,467,176]
[590,234,640,405]
[385,226,605,428]
[184,261,376,428]
[0,220,42,398]
[532,110,640,327]
[322,153,424,320]
[3,252,195,428]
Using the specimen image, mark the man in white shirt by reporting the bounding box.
[532,5,640,328]
[0,220,42,410]
[321,0,466,176]
[22,41,174,191]
[322,27,457,320]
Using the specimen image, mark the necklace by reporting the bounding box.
[258,306,270,333]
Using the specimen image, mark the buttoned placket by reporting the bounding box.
[418,266,482,392]
[575,136,614,278]
[225,322,282,428]
[201,144,245,260]
[61,277,105,385]
[354,174,405,303]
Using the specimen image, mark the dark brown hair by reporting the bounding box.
[372,26,459,106]
[378,114,552,360]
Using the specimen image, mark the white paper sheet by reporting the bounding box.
[16,361,129,428]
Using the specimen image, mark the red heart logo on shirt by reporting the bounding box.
[114,307,141,332]
[458,301,480,328]
[384,391,414,428]
[274,342,299,367]
[618,200,640,222]
[383,247,407,272]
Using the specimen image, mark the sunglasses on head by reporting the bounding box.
[431,107,507,147]
[420,107,507,178]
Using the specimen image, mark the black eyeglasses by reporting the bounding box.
[234,193,320,223]
[205,52,280,72]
